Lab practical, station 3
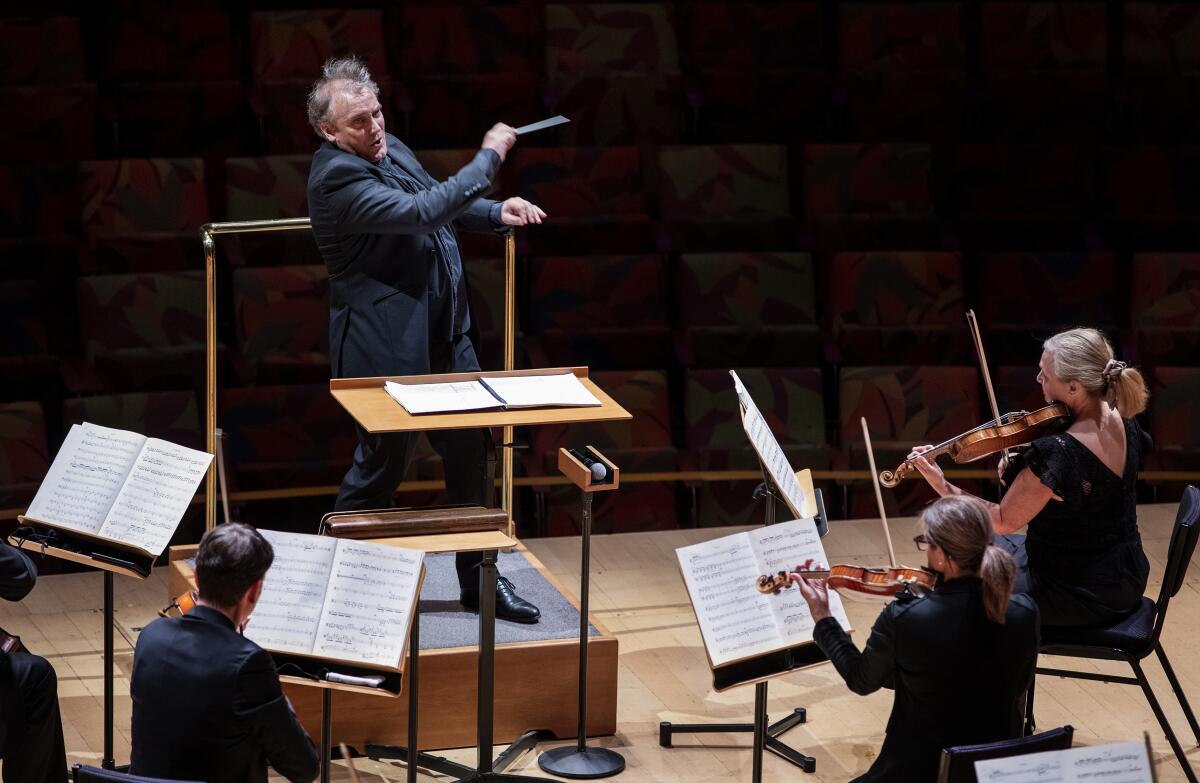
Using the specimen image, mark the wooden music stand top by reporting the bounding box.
[329,366,631,434]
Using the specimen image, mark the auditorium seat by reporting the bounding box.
[0,85,96,163]
[684,367,830,527]
[802,143,940,249]
[0,401,49,510]
[974,252,1119,365]
[0,278,61,403]
[527,254,672,371]
[75,271,208,392]
[993,365,1050,419]
[675,251,820,368]
[829,251,970,365]
[76,158,209,243]
[102,81,255,158]
[0,16,86,85]
[392,75,544,151]
[0,163,71,238]
[1144,367,1200,501]
[1102,145,1200,249]
[394,4,543,78]
[838,365,982,518]
[979,2,1109,142]
[98,12,236,84]
[508,145,654,255]
[218,382,357,492]
[232,266,329,384]
[1131,253,1200,368]
[529,370,679,535]
[1116,3,1200,143]
[837,2,967,141]
[223,155,313,217]
[658,144,794,251]
[62,391,202,450]
[463,257,510,372]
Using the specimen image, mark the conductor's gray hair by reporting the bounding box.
[306,56,380,138]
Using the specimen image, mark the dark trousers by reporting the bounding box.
[0,651,67,783]
[335,334,491,589]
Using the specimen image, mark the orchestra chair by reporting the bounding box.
[1026,484,1200,783]
[71,764,201,783]
[936,725,1074,783]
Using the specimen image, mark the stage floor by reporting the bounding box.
[2,504,1198,781]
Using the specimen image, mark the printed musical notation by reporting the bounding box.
[677,518,851,668]
[730,371,809,519]
[242,530,423,670]
[973,739,1154,783]
[23,423,213,556]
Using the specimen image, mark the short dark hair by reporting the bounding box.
[195,523,274,610]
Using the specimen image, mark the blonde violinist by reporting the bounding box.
[906,327,1152,627]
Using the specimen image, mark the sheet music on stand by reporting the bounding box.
[973,737,1156,783]
[730,370,813,526]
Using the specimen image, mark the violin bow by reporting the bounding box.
[860,417,898,568]
[966,309,1010,460]
[339,743,361,783]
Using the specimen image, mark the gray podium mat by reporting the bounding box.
[417,549,599,650]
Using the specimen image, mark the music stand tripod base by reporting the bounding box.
[538,746,626,779]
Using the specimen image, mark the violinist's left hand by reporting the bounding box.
[793,572,832,622]
[907,444,947,494]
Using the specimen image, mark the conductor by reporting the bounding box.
[306,56,545,623]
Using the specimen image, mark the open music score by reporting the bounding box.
[19,422,212,558]
[245,530,424,671]
[677,519,851,669]
[730,370,812,520]
[973,738,1155,783]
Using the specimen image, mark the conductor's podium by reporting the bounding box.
[168,540,619,751]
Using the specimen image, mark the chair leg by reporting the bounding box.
[1132,659,1200,783]
[1156,643,1200,746]
[1023,672,1036,736]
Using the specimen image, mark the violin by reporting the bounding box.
[158,590,197,618]
[757,565,936,599]
[878,403,1070,488]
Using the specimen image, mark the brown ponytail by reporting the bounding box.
[920,496,1017,624]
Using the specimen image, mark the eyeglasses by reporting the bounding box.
[913,533,935,551]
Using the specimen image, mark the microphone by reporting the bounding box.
[569,448,609,481]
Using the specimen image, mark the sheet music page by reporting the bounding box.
[98,438,212,555]
[677,532,785,667]
[384,379,503,415]
[729,371,808,518]
[25,423,145,534]
[479,373,601,408]
[312,539,423,667]
[244,530,338,655]
[748,519,852,645]
[973,740,1152,783]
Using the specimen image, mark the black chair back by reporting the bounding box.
[72,764,203,783]
[936,725,1074,783]
[1153,485,1200,640]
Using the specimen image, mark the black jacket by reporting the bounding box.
[130,606,319,783]
[813,578,1039,782]
[0,541,36,749]
[307,133,503,379]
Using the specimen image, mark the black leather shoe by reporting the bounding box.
[460,576,541,624]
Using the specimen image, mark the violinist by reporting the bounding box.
[130,523,319,783]
[794,496,1039,782]
[906,327,1151,627]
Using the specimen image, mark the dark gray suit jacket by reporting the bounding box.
[307,133,504,379]
[0,541,36,750]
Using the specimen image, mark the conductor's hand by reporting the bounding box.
[481,123,517,163]
[906,444,945,491]
[500,197,547,226]
[793,573,832,623]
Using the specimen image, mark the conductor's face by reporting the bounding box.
[321,87,387,163]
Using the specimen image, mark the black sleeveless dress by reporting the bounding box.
[998,418,1151,627]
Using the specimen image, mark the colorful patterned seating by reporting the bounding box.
[838,366,982,517]
[675,252,819,367]
[529,370,679,535]
[0,401,49,510]
[545,3,680,78]
[225,155,312,221]
[393,75,544,150]
[1131,253,1200,367]
[395,5,542,77]
[218,382,358,492]
[249,10,387,83]
[62,391,202,450]
[0,16,85,84]
[686,2,822,73]
[98,13,236,83]
[232,266,329,384]
[975,252,1119,364]
[103,82,255,158]
[545,73,684,147]
[76,158,208,244]
[684,367,829,526]
[0,85,96,163]
[1145,367,1200,501]
[527,254,672,370]
[829,251,970,365]
[0,164,71,237]
[75,271,208,391]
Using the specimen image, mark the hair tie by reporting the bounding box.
[1102,359,1127,384]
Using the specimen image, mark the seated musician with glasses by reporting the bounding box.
[905,327,1152,627]
[794,496,1039,782]
[130,523,319,783]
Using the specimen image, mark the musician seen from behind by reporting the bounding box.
[0,540,66,783]
[795,496,1039,782]
[907,327,1151,627]
[306,56,544,623]
[130,523,319,783]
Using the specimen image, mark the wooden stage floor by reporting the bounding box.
[2,504,1198,781]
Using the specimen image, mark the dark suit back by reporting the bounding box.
[130,606,318,783]
[815,578,1039,782]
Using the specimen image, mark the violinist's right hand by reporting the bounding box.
[906,445,946,493]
